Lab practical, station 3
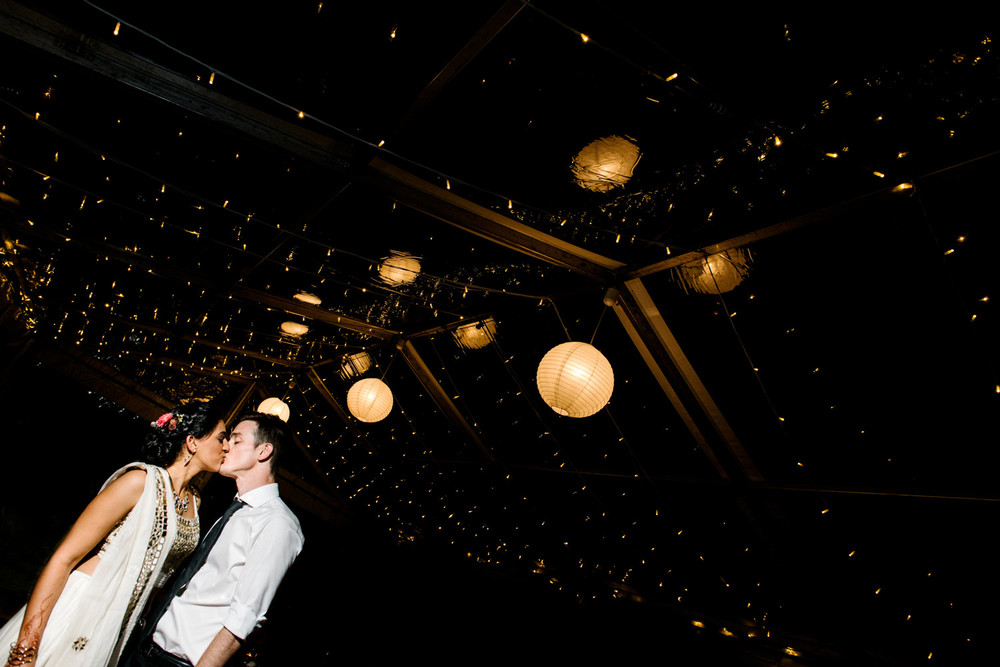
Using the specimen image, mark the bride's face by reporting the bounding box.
[193,420,229,472]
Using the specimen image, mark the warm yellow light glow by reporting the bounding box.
[580,33,590,43]
[280,321,309,336]
[825,152,838,158]
[453,319,497,350]
[774,136,782,146]
[571,135,641,193]
[293,291,322,305]
[113,22,120,36]
[784,647,801,657]
[379,251,421,285]
[347,378,393,422]
[664,72,678,82]
[258,397,291,422]
[893,182,914,191]
[209,72,215,85]
[298,111,305,119]
[873,171,885,178]
[536,342,614,418]
[673,248,752,295]
[339,351,372,379]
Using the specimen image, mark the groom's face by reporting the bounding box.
[220,419,261,479]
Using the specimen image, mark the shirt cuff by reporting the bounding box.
[223,604,261,641]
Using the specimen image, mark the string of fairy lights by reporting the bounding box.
[2,5,998,662]
[70,0,959,259]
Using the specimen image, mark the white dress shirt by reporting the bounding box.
[153,483,304,664]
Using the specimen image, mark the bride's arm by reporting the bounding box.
[5,469,146,666]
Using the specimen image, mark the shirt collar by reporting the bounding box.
[236,482,279,508]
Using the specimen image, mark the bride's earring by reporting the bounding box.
[184,446,196,466]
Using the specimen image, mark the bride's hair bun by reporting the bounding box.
[141,402,224,467]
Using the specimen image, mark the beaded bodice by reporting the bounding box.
[157,512,199,586]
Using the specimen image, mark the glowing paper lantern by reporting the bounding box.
[258,397,291,422]
[347,378,394,422]
[379,251,421,286]
[293,291,322,305]
[280,321,309,336]
[673,248,752,295]
[339,351,373,380]
[536,342,614,418]
[571,135,641,193]
[452,318,497,350]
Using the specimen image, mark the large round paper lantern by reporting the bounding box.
[536,342,614,418]
[347,378,394,422]
[258,397,291,422]
[379,252,421,286]
[280,321,310,336]
[673,248,752,295]
[452,318,497,350]
[571,135,641,193]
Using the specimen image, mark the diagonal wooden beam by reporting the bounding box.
[30,338,173,418]
[0,1,354,173]
[614,278,763,482]
[0,211,400,340]
[629,186,910,280]
[304,366,362,435]
[363,158,625,280]
[390,0,527,134]
[630,151,1000,280]
[150,354,256,384]
[80,310,306,368]
[397,339,495,462]
[0,1,624,283]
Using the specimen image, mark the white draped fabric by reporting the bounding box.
[0,463,178,667]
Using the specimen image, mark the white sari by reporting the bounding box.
[0,463,178,667]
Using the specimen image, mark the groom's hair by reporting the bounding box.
[238,411,288,475]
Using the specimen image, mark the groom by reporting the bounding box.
[127,412,304,667]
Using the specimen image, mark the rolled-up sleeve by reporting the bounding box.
[223,514,304,640]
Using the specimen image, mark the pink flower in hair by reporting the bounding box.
[152,412,180,430]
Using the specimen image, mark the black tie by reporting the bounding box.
[138,497,245,643]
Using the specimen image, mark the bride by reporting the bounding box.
[1,402,228,667]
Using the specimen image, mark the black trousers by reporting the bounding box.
[120,640,193,667]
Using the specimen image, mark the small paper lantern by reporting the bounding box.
[339,351,373,380]
[379,251,421,286]
[673,248,752,295]
[258,397,291,422]
[452,318,497,350]
[536,342,614,418]
[280,321,309,336]
[571,135,641,193]
[293,291,322,305]
[347,378,394,422]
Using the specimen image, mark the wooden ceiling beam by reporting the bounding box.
[398,339,496,462]
[0,1,625,283]
[390,0,527,135]
[0,2,354,173]
[362,158,625,281]
[0,212,399,341]
[31,339,173,418]
[629,151,1000,280]
[614,278,764,482]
